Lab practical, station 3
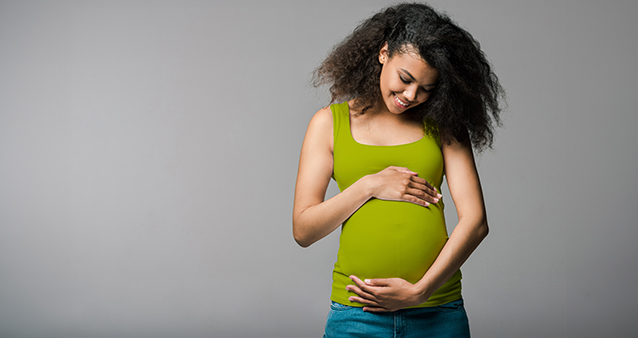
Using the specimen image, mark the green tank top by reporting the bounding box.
[330,101,462,308]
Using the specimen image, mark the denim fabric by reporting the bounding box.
[324,299,470,338]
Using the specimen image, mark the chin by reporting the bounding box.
[381,99,401,114]
[386,99,410,115]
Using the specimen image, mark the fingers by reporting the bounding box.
[411,176,437,193]
[408,177,442,202]
[347,276,380,304]
[401,193,430,207]
[349,295,381,307]
[364,278,391,287]
[424,180,438,193]
[405,187,439,204]
[349,275,374,294]
[410,177,441,196]
[346,286,380,306]
[374,167,443,207]
[346,276,399,312]
[425,181,443,200]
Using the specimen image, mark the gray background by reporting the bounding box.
[1,0,636,337]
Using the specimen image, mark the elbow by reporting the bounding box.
[477,219,489,240]
[294,236,312,248]
[293,230,313,248]
[458,215,489,243]
[292,218,313,248]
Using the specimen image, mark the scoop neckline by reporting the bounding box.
[345,104,426,148]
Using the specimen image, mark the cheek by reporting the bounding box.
[385,79,404,94]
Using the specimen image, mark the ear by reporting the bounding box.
[378,42,389,64]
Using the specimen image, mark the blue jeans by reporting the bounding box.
[324,299,470,338]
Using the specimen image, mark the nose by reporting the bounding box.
[403,85,418,102]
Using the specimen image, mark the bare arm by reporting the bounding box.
[292,107,370,247]
[413,136,488,297]
[347,136,489,311]
[292,107,441,248]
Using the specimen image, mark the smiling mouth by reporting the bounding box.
[395,94,410,108]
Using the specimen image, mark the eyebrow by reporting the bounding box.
[400,69,437,87]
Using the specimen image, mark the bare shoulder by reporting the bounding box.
[304,105,334,152]
[309,105,333,130]
[296,105,335,197]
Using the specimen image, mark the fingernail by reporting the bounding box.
[437,193,442,198]
[425,202,430,206]
[364,279,371,284]
[349,297,353,301]
[434,198,439,203]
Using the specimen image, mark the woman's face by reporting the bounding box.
[378,44,438,114]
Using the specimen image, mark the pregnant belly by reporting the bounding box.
[337,199,449,283]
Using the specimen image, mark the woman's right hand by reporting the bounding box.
[366,166,442,207]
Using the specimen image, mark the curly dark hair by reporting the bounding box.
[313,2,505,151]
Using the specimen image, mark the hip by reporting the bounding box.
[324,298,470,338]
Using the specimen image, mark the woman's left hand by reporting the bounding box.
[346,275,426,312]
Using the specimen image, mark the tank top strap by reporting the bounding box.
[330,101,350,148]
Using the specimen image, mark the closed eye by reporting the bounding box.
[400,73,435,92]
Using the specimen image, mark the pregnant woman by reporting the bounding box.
[292,3,504,337]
